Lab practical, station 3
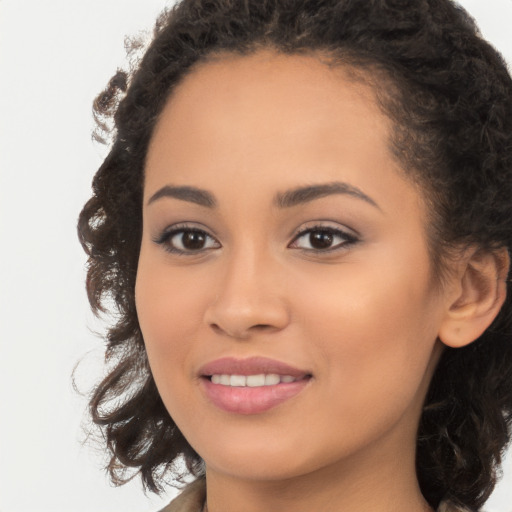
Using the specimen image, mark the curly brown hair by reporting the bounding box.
[78,0,512,509]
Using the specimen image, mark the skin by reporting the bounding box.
[135,51,461,512]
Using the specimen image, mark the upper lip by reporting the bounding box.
[199,357,310,378]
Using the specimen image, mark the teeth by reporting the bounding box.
[210,373,298,387]
[247,374,265,387]
[264,374,280,385]
[230,375,246,387]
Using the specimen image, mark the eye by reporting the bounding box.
[154,226,220,255]
[289,226,358,252]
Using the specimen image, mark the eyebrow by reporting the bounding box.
[146,181,380,211]
[274,182,380,210]
[147,185,217,208]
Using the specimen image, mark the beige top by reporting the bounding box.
[159,478,468,512]
[160,479,206,512]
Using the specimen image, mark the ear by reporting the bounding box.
[438,247,509,348]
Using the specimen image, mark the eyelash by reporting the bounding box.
[153,224,358,256]
[289,225,359,253]
[153,225,220,255]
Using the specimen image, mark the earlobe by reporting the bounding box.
[438,247,509,348]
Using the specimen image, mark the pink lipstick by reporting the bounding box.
[199,357,312,415]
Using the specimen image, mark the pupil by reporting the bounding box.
[310,231,333,249]
[183,231,205,250]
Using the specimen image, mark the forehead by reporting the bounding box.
[144,50,425,228]
[152,51,385,139]
[147,51,397,183]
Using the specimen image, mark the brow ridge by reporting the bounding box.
[147,182,378,210]
[147,185,217,208]
[274,182,380,209]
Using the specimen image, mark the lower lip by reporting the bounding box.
[201,378,310,415]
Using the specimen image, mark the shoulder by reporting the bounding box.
[159,478,206,512]
[437,501,473,512]
[157,482,471,512]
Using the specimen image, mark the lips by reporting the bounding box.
[199,356,309,378]
[198,357,312,415]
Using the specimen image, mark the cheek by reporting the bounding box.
[135,260,211,437]
[135,254,204,379]
[293,247,442,410]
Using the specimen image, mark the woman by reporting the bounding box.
[78,1,512,511]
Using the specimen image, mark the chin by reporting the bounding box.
[204,453,314,483]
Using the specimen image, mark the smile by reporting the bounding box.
[210,374,299,386]
[199,357,312,414]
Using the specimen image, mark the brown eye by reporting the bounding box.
[170,229,219,252]
[290,227,357,252]
[309,231,334,249]
[155,228,220,254]
[180,231,207,250]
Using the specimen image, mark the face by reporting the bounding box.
[136,51,449,484]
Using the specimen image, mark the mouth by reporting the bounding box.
[209,373,303,386]
[198,357,312,415]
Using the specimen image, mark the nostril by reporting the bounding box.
[208,322,273,339]
[204,294,290,339]
[209,323,248,338]
[210,323,223,334]
[253,324,272,330]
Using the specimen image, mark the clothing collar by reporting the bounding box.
[160,478,469,512]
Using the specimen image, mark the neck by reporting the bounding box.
[203,434,434,512]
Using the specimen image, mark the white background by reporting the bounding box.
[0,1,511,511]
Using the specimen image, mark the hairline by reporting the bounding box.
[143,45,452,289]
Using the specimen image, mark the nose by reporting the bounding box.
[204,248,290,340]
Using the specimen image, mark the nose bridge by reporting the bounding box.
[205,238,289,338]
